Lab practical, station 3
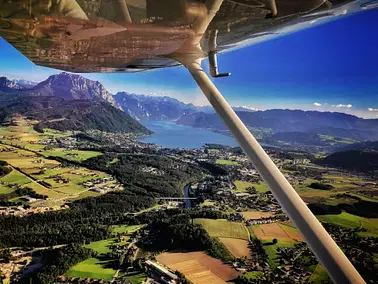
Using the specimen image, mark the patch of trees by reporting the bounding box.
[84,153,203,197]
[0,186,48,205]
[307,203,342,215]
[208,237,234,263]
[134,208,226,225]
[197,161,227,176]
[0,248,12,262]
[139,214,234,263]
[339,200,378,218]
[0,191,154,248]
[319,150,378,172]
[19,244,96,284]
[0,162,11,178]
[308,199,378,218]
[309,182,334,190]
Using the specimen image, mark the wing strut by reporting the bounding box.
[176,56,365,284]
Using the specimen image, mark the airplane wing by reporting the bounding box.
[0,0,376,73]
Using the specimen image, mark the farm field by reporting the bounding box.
[248,223,303,242]
[156,251,238,284]
[41,148,102,162]
[218,237,251,258]
[263,240,297,268]
[65,258,116,281]
[0,185,14,194]
[234,180,269,193]
[240,211,273,220]
[317,212,378,237]
[66,225,144,281]
[122,271,147,284]
[234,180,253,192]
[84,238,117,254]
[111,224,144,234]
[194,219,249,240]
[0,119,101,163]
[216,159,240,166]
[307,264,330,284]
[293,172,378,205]
[0,144,117,206]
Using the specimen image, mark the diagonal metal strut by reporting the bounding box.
[178,57,365,284]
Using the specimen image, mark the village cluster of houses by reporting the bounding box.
[0,204,69,216]
[82,177,123,193]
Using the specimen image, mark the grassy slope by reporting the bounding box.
[234,180,269,193]
[263,240,296,268]
[317,212,378,237]
[66,258,116,280]
[194,218,249,240]
[67,225,144,281]
[216,159,240,165]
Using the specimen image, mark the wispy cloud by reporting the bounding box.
[332,104,352,108]
[237,106,261,111]
[313,102,322,107]
[368,108,378,112]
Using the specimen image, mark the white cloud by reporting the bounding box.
[313,102,322,107]
[368,108,378,112]
[332,104,352,108]
[237,106,260,111]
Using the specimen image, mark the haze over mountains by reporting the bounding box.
[1,72,378,144]
[177,110,378,141]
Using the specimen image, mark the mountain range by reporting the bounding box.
[1,72,378,145]
[0,73,149,134]
[114,92,203,120]
[177,110,378,141]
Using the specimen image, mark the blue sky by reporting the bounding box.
[1,7,377,118]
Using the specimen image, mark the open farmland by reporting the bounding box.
[156,251,238,284]
[218,238,251,258]
[216,159,240,166]
[0,118,101,163]
[67,225,143,281]
[317,212,378,237]
[66,258,116,281]
[194,219,249,240]
[234,180,269,193]
[263,240,297,268]
[249,223,303,242]
[0,144,119,206]
[241,211,273,220]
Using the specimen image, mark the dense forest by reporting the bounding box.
[308,199,378,218]
[319,150,378,172]
[0,191,154,248]
[84,153,204,197]
[19,244,96,284]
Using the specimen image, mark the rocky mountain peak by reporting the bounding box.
[32,72,118,107]
[0,76,23,92]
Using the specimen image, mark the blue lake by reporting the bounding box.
[139,120,239,149]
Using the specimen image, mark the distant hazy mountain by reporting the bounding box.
[25,73,119,107]
[177,110,378,141]
[13,79,37,88]
[113,92,212,120]
[0,77,23,92]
